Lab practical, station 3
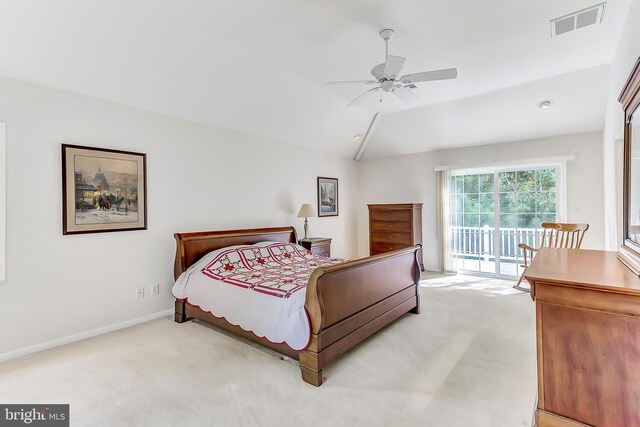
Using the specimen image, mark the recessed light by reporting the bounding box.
[539,100,554,109]
[353,133,362,140]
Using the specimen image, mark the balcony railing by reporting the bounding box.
[450,225,544,273]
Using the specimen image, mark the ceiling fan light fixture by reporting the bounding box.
[539,100,554,109]
[326,29,458,107]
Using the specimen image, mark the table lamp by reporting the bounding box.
[297,203,315,240]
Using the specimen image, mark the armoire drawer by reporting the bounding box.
[370,221,411,232]
[370,242,410,254]
[370,231,412,244]
[369,210,411,222]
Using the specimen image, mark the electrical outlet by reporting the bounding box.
[137,287,144,299]
[152,283,160,296]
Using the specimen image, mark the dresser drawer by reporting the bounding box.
[299,238,331,258]
[310,246,330,257]
[370,210,411,222]
[370,242,410,254]
[370,221,411,232]
[370,231,412,244]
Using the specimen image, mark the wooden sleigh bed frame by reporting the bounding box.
[173,226,421,386]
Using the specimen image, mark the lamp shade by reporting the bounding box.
[297,203,315,218]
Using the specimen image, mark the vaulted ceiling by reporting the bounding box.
[0,0,632,158]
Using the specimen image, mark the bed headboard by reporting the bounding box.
[173,226,298,279]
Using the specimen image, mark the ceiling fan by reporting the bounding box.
[327,29,458,107]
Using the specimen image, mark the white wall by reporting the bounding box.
[0,75,358,355]
[357,131,604,271]
[603,0,640,250]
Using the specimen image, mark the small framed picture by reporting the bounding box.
[317,177,338,217]
[62,144,147,235]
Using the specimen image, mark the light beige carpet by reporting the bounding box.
[0,273,536,426]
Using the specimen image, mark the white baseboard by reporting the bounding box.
[0,308,174,363]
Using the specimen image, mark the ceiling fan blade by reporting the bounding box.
[392,85,419,104]
[327,80,378,85]
[371,63,385,80]
[383,55,406,78]
[401,68,458,83]
[347,87,380,107]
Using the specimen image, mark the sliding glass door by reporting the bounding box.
[449,173,496,273]
[448,165,561,278]
[496,168,557,275]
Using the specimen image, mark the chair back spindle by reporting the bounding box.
[540,222,589,250]
[515,222,589,291]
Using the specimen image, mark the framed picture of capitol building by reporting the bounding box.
[62,144,147,235]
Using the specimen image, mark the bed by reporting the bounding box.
[173,226,421,386]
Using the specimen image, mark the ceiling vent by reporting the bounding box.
[550,2,606,37]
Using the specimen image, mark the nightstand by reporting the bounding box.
[299,237,332,257]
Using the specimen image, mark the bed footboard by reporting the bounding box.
[300,245,421,386]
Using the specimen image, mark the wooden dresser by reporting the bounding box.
[525,248,640,427]
[368,203,423,270]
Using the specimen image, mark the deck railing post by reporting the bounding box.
[482,224,490,262]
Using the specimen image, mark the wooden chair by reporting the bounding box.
[514,222,589,291]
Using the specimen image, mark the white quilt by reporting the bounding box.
[172,241,344,351]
